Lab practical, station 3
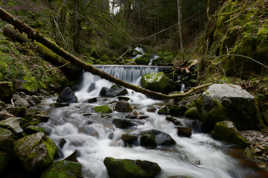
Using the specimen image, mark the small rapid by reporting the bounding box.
[41,67,258,178]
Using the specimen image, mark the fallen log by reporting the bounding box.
[2,24,82,81]
[0,7,211,100]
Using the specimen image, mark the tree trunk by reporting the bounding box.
[73,0,80,52]
[0,7,211,100]
[177,0,184,54]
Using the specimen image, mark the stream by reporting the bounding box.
[41,66,265,178]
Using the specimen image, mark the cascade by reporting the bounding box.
[41,66,263,178]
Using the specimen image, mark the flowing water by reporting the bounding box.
[41,66,265,178]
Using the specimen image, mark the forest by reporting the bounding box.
[0,0,267,178]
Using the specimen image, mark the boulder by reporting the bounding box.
[196,84,262,131]
[57,87,78,104]
[14,132,57,172]
[114,101,133,113]
[140,130,176,148]
[87,83,96,92]
[6,106,26,117]
[158,105,187,117]
[121,130,176,149]
[104,157,161,178]
[184,107,199,119]
[177,127,192,138]
[113,119,136,129]
[141,72,174,93]
[0,117,23,134]
[0,151,9,174]
[165,116,183,126]
[0,110,14,120]
[212,121,249,147]
[0,127,14,152]
[100,85,128,97]
[12,94,30,108]
[93,105,112,114]
[0,81,14,102]
[40,160,82,178]
[121,134,139,146]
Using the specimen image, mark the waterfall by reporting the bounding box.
[94,65,171,83]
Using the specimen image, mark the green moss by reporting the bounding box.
[141,72,174,93]
[93,105,112,114]
[41,160,82,178]
[104,157,161,178]
[212,121,249,147]
[184,107,199,119]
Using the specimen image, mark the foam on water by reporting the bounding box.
[41,69,250,178]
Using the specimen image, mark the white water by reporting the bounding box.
[41,68,249,178]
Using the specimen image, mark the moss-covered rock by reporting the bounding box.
[212,121,249,147]
[184,107,199,119]
[121,134,139,146]
[195,84,263,132]
[14,132,57,172]
[135,55,150,65]
[104,157,161,178]
[158,105,187,117]
[0,117,23,135]
[0,127,14,152]
[0,81,14,102]
[93,105,112,114]
[40,160,82,178]
[0,151,9,174]
[141,72,175,93]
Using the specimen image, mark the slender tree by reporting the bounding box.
[177,0,184,54]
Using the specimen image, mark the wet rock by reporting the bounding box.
[0,81,14,102]
[0,110,14,120]
[12,94,30,108]
[126,112,139,119]
[166,116,183,126]
[198,84,262,131]
[14,132,57,172]
[177,127,192,138]
[87,83,96,92]
[118,96,130,101]
[158,105,187,117]
[65,150,80,162]
[0,151,9,174]
[184,107,199,119]
[100,85,128,97]
[93,105,112,114]
[147,106,157,113]
[121,134,139,146]
[40,160,82,178]
[59,138,67,148]
[87,97,97,103]
[24,125,46,134]
[0,127,14,152]
[82,126,99,137]
[113,119,136,129]
[0,117,23,134]
[57,87,78,104]
[6,106,26,117]
[104,157,161,178]
[140,130,176,149]
[141,72,175,93]
[114,101,132,113]
[212,121,249,147]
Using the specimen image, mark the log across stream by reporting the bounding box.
[40,69,268,178]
